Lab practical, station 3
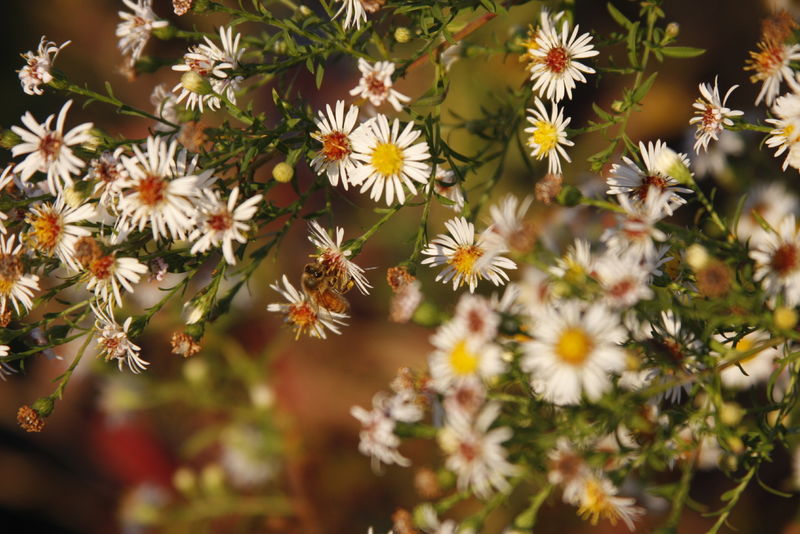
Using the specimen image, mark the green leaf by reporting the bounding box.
[592,103,614,121]
[660,46,706,58]
[631,71,658,103]
[607,3,632,28]
[315,64,324,89]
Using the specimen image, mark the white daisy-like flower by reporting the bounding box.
[0,344,16,381]
[736,182,798,243]
[350,114,431,206]
[550,238,594,283]
[521,300,627,405]
[333,0,368,30]
[84,252,148,307]
[25,196,97,270]
[745,40,800,106]
[525,10,599,102]
[267,275,348,339]
[189,187,262,265]
[689,77,743,153]
[426,167,465,212]
[421,217,516,293]
[452,293,499,344]
[606,140,693,214]
[310,100,363,189]
[219,424,277,489]
[749,214,800,307]
[714,331,780,390]
[0,234,39,315]
[0,166,17,234]
[351,392,410,470]
[440,402,520,499]
[602,189,671,263]
[482,194,533,252]
[524,98,573,174]
[646,310,702,403]
[349,59,411,112]
[428,319,505,394]
[766,114,800,171]
[443,377,487,421]
[116,0,168,67]
[547,438,591,505]
[85,148,129,209]
[592,251,653,309]
[308,220,371,295]
[576,474,643,531]
[117,136,209,240]
[93,302,148,374]
[11,100,94,193]
[18,36,70,96]
[172,27,245,112]
[516,266,553,317]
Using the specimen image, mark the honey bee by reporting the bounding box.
[301,262,351,314]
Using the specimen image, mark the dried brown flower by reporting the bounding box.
[535,172,562,205]
[414,467,443,499]
[173,0,194,16]
[391,508,419,534]
[387,266,415,292]
[696,260,732,298]
[171,332,201,358]
[17,405,44,432]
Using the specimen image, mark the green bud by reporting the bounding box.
[665,22,680,42]
[0,129,22,149]
[273,40,287,55]
[173,467,196,494]
[412,503,437,530]
[298,4,312,16]
[555,184,582,207]
[412,301,440,327]
[63,180,94,208]
[394,27,412,43]
[272,162,294,183]
[719,402,744,427]
[200,464,226,494]
[32,396,55,418]
[183,358,209,385]
[181,71,212,95]
[152,25,176,40]
[611,100,624,113]
[193,0,212,13]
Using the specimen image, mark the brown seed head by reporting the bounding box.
[171,332,201,358]
[17,405,44,432]
[414,467,443,499]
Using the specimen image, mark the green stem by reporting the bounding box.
[52,330,93,401]
[705,466,757,534]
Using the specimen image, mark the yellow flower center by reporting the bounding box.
[530,120,559,156]
[783,123,796,141]
[555,327,593,365]
[450,245,483,276]
[733,337,761,364]
[449,339,479,376]
[562,258,586,285]
[577,478,618,526]
[371,142,404,177]
[0,254,22,297]
[28,210,63,253]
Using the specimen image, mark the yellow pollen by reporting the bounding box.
[450,245,483,276]
[733,337,761,364]
[449,339,479,376]
[0,254,22,297]
[555,327,593,365]
[562,258,586,285]
[530,120,559,156]
[783,123,797,141]
[29,211,63,252]
[577,478,616,526]
[371,142,404,177]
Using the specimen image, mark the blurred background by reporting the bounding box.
[2,0,800,532]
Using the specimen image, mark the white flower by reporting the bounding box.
[172,27,245,112]
[592,251,653,309]
[84,253,148,307]
[547,439,590,504]
[351,392,410,470]
[745,41,800,106]
[429,319,505,393]
[93,302,148,373]
[601,189,671,263]
[606,140,693,213]
[150,84,179,130]
[349,59,411,111]
[440,403,520,498]
[85,148,128,208]
[689,77,743,153]
[766,115,800,171]
[25,196,97,270]
[421,217,516,293]
[521,300,627,405]
[116,0,168,67]
[308,220,371,294]
[550,238,594,283]
[0,344,16,381]
[0,234,39,315]
[526,11,599,102]
[350,114,431,206]
[117,136,210,240]
[219,424,277,489]
[576,474,643,531]
[267,275,348,339]
[646,310,702,403]
[11,100,94,193]
[452,293,499,344]
[524,98,573,174]
[333,0,368,30]
[689,130,744,178]
[714,331,780,389]
[189,187,262,265]
[310,101,363,189]
[482,194,533,252]
[736,182,798,243]
[18,36,70,96]
[0,166,17,234]
[749,214,800,307]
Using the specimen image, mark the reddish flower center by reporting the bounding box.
[771,243,799,276]
[459,441,479,462]
[634,175,669,201]
[320,131,351,162]
[0,254,22,296]
[607,278,634,299]
[365,74,388,97]
[544,46,569,73]
[38,133,63,162]
[137,174,166,207]
[89,254,115,281]
[207,210,233,232]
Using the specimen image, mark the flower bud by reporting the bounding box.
[685,244,710,271]
[555,184,582,207]
[32,396,55,418]
[152,25,177,40]
[200,464,226,494]
[173,467,196,494]
[249,384,275,409]
[774,306,798,330]
[63,180,94,208]
[665,22,680,41]
[272,161,294,183]
[181,71,212,95]
[183,358,209,385]
[298,4,312,16]
[0,129,22,149]
[654,146,693,185]
[719,402,744,427]
[394,27,412,43]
